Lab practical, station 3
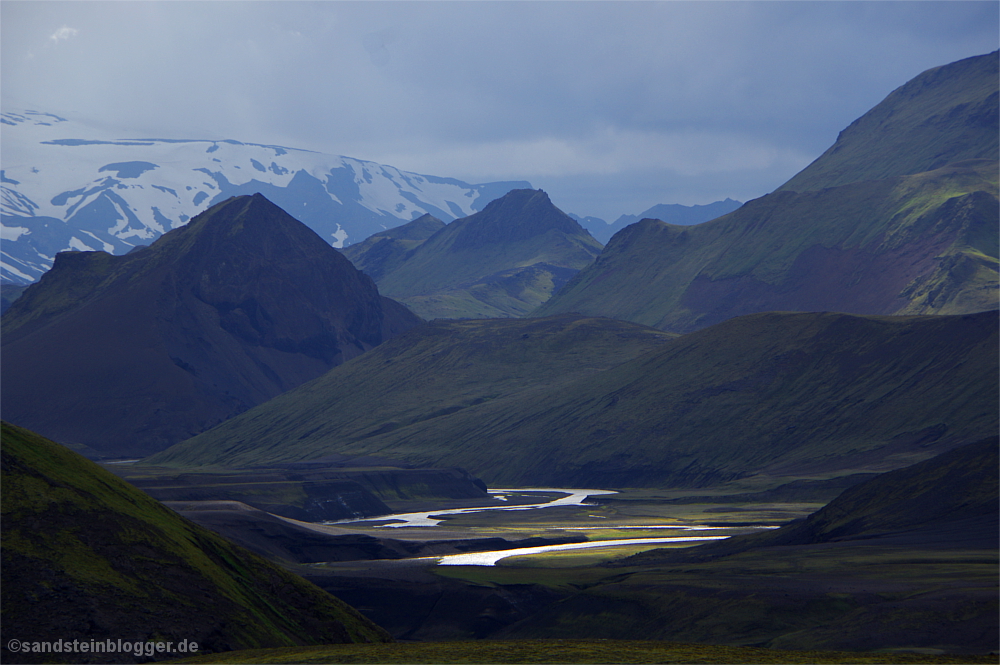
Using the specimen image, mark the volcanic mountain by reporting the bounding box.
[1,194,422,458]
[148,310,997,490]
[0,421,390,663]
[346,189,604,319]
[536,51,999,332]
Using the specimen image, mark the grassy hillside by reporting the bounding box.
[536,52,999,333]
[536,160,998,332]
[340,214,446,282]
[148,310,997,490]
[0,422,389,663]
[368,189,603,319]
[780,51,998,192]
[146,314,676,469]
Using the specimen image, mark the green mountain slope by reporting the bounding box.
[149,310,997,490]
[366,189,603,319]
[536,52,999,333]
[537,160,997,332]
[0,421,389,663]
[780,51,999,192]
[1,194,421,458]
[145,314,676,468]
[340,213,446,282]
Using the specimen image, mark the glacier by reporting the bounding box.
[1,110,531,284]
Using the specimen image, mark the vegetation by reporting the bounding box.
[147,310,997,491]
[537,52,999,334]
[780,51,998,192]
[536,161,998,332]
[355,189,604,319]
[174,639,998,664]
[1,421,390,663]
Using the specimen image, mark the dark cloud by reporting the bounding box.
[2,1,997,220]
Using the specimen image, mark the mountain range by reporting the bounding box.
[572,198,743,244]
[0,109,531,284]
[343,189,604,319]
[537,51,999,332]
[1,193,421,458]
[148,309,998,489]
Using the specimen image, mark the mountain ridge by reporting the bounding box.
[536,51,999,332]
[1,194,422,458]
[355,189,604,319]
[148,310,998,490]
[0,109,531,284]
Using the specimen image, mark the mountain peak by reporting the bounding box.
[449,188,589,251]
[1,195,422,457]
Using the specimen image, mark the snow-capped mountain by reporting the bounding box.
[1,110,531,284]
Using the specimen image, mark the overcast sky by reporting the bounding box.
[2,1,997,220]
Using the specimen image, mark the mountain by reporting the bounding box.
[145,314,676,468]
[780,51,999,192]
[1,194,422,458]
[645,435,999,565]
[576,199,743,244]
[0,109,531,284]
[0,421,390,663]
[147,310,997,491]
[536,52,999,332]
[348,189,604,319]
[340,213,446,282]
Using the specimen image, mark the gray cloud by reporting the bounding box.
[2,1,997,220]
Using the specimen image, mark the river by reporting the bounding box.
[327,487,771,565]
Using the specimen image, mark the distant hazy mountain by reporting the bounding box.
[148,310,998,491]
[0,109,530,284]
[573,198,743,244]
[1,194,422,458]
[537,52,999,332]
[347,189,604,319]
[1,421,390,661]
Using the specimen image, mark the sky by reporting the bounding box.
[2,1,998,221]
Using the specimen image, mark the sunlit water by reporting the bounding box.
[324,487,776,566]
[328,488,618,528]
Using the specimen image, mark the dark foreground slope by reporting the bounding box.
[0,422,390,663]
[367,189,604,319]
[537,52,998,333]
[149,310,997,489]
[1,194,421,458]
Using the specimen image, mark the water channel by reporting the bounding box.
[330,488,770,566]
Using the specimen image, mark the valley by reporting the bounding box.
[1,46,997,664]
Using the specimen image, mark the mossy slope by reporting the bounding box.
[0,421,390,663]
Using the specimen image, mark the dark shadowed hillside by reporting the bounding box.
[1,194,422,458]
[0,422,390,663]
